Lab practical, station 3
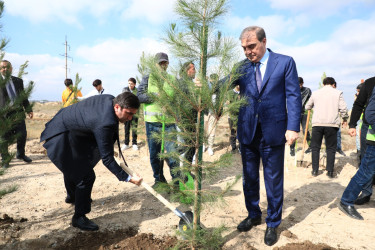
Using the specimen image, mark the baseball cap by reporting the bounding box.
[155,52,169,64]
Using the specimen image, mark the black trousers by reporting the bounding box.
[0,119,27,162]
[124,117,138,145]
[311,126,338,172]
[64,169,96,216]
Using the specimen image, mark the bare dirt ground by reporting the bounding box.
[0,102,374,249]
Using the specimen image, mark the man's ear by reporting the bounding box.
[114,103,121,112]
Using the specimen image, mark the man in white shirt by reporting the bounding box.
[92,79,105,95]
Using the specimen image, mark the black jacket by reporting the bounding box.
[365,86,375,145]
[349,76,375,128]
[40,94,129,182]
[0,76,32,114]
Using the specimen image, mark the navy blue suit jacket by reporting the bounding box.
[40,94,129,182]
[234,49,301,146]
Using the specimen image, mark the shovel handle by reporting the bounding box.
[302,110,311,152]
[118,162,177,213]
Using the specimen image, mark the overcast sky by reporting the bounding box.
[2,0,375,106]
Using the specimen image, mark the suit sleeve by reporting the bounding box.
[94,126,129,181]
[305,93,314,110]
[349,84,368,128]
[338,91,349,120]
[285,57,302,132]
[137,75,153,103]
[365,90,375,127]
[16,78,32,113]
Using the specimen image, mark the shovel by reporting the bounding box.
[159,116,166,181]
[117,160,193,233]
[297,110,311,167]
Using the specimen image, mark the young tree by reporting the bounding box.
[141,0,245,247]
[0,0,34,195]
[319,72,327,88]
[62,73,82,107]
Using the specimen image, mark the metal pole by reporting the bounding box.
[65,37,68,79]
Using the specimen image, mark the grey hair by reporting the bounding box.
[239,26,266,41]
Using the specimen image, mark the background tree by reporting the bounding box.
[62,73,82,107]
[0,0,34,196]
[141,0,246,248]
[319,72,327,89]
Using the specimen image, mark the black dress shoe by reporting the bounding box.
[326,171,334,178]
[311,170,318,177]
[304,147,312,154]
[237,216,261,232]
[65,196,75,204]
[264,227,277,246]
[290,148,295,156]
[16,155,32,163]
[354,193,371,205]
[338,201,363,220]
[336,149,346,156]
[72,215,99,231]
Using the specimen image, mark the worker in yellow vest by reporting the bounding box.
[340,88,375,220]
[137,52,179,188]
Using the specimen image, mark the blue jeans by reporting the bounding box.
[359,123,373,196]
[145,122,179,182]
[360,123,369,159]
[341,144,375,206]
[337,127,342,150]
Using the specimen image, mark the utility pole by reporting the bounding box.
[60,36,72,79]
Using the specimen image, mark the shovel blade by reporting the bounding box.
[178,211,194,233]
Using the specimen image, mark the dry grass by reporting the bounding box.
[26,102,354,153]
[26,102,62,139]
[26,101,148,144]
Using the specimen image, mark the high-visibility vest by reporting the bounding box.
[366,125,375,141]
[143,73,175,124]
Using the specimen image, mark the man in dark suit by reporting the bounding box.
[122,77,138,150]
[233,26,301,246]
[0,60,33,168]
[40,92,143,231]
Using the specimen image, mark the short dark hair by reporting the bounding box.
[64,78,73,87]
[113,92,140,109]
[357,84,362,90]
[298,77,304,84]
[128,77,136,84]
[323,77,336,86]
[92,79,102,87]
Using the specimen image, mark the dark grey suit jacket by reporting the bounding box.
[40,94,129,182]
[0,76,32,114]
